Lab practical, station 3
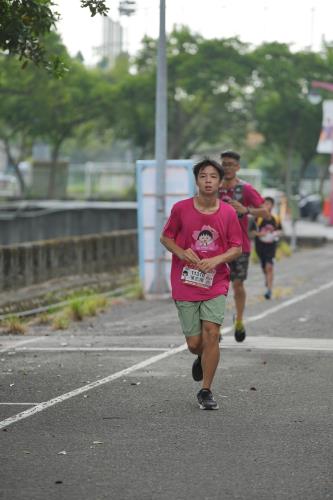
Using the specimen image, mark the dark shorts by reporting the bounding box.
[255,242,277,270]
[229,253,250,282]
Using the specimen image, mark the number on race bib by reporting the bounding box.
[181,265,216,289]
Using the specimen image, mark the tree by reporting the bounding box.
[248,42,327,192]
[0,32,114,197]
[0,0,109,74]
[0,53,38,194]
[109,28,254,159]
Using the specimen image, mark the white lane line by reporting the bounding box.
[243,279,333,323]
[15,347,169,352]
[221,335,333,352]
[0,336,45,354]
[1,278,333,430]
[0,403,38,406]
[11,337,333,353]
[0,344,187,430]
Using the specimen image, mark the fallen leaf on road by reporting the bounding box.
[250,387,257,391]
[92,441,103,445]
[57,451,67,455]
[130,382,141,386]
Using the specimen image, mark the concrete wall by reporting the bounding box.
[0,229,137,291]
[0,202,137,245]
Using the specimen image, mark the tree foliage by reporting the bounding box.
[0,0,109,74]
[1,23,333,198]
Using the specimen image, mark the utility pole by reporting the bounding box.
[150,0,168,295]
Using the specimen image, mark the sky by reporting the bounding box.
[56,0,333,65]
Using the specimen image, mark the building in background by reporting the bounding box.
[97,16,124,69]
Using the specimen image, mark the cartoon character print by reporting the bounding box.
[259,222,279,243]
[192,225,219,252]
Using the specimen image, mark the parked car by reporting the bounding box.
[298,193,322,221]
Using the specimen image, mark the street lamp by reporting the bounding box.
[309,80,333,226]
[149,0,168,295]
[118,1,136,16]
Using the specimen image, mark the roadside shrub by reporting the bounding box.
[1,316,26,335]
[68,299,85,321]
[52,315,70,330]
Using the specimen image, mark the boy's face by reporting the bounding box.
[220,156,240,181]
[264,199,274,212]
[196,165,222,195]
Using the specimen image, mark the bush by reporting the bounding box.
[1,316,26,335]
[52,315,70,330]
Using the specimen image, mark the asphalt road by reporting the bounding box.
[1,245,333,500]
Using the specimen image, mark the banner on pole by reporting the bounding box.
[317,100,333,154]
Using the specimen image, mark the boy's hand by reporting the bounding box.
[227,199,247,215]
[197,256,220,273]
[180,248,200,265]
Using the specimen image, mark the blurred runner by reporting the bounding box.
[219,150,268,342]
[250,196,283,299]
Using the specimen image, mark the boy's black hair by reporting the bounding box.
[220,150,241,162]
[192,158,224,181]
[265,196,275,205]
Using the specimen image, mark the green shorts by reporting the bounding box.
[175,295,226,337]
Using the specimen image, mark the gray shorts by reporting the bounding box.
[229,253,250,282]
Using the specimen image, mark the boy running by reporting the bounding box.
[160,159,242,410]
[250,196,283,299]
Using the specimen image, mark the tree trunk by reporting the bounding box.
[12,162,26,196]
[47,142,61,199]
[3,138,26,197]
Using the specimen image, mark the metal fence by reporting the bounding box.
[67,162,135,200]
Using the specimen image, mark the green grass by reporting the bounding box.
[52,314,70,330]
[1,315,27,335]
[123,281,145,300]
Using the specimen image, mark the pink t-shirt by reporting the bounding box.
[162,198,242,301]
[219,182,264,253]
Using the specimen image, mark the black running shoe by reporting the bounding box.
[264,289,272,300]
[192,356,203,381]
[234,323,246,342]
[197,388,219,410]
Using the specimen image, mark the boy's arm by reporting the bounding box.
[228,200,269,218]
[198,245,242,273]
[160,235,200,265]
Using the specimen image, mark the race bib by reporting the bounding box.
[181,265,216,289]
[259,231,279,243]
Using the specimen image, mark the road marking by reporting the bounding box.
[0,337,45,354]
[1,278,333,430]
[0,344,187,430]
[15,347,169,352]
[243,279,333,324]
[12,337,333,352]
[221,335,333,352]
[0,403,38,406]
